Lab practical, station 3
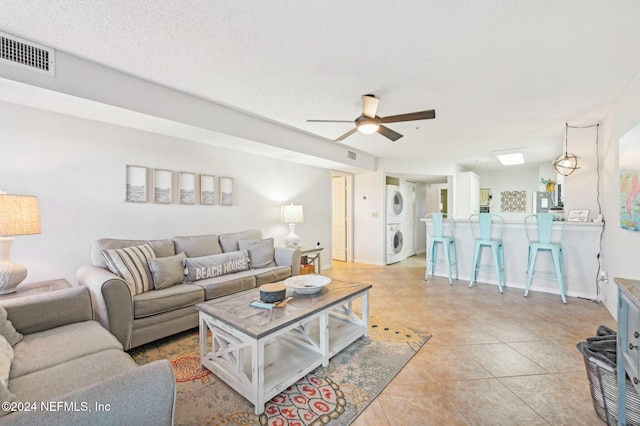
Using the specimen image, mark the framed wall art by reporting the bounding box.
[620,122,640,231]
[220,177,233,206]
[125,165,148,203]
[179,172,196,205]
[153,169,173,204]
[567,209,589,222]
[200,174,216,205]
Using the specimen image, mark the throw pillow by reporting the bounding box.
[184,250,250,282]
[102,244,156,296]
[0,335,13,388]
[0,335,17,417]
[148,252,187,290]
[238,238,276,268]
[0,306,22,346]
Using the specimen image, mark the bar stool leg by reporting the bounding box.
[552,247,567,304]
[525,247,538,297]
[498,244,506,288]
[443,241,453,285]
[469,242,482,288]
[451,241,459,281]
[491,244,503,294]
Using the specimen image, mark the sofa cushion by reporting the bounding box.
[238,238,276,268]
[255,266,293,286]
[0,306,22,346]
[194,269,258,300]
[9,349,136,403]
[148,252,187,289]
[172,234,222,257]
[102,244,155,295]
[10,321,123,380]
[219,229,262,253]
[184,250,250,282]
[133,284,204,319]
[91,238,174,268]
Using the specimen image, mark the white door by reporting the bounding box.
[405,181,417,256]
[332,176,347,261]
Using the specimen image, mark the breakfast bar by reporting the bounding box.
[423,219,604,300]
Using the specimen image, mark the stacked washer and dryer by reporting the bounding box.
[386,184,405,264]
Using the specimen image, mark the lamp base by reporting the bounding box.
[0,238,28,294]
[284,223,301,248]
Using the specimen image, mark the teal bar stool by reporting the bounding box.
[424,213,458,284]
[524,213,567,304]
[469,213,505,293]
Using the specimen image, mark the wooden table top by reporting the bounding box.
[196,279,371,339]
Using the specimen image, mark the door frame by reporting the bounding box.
[331,171,354,263]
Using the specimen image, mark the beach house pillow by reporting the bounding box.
[148,252,187,290]
[184,250,250,282]
[238,238,276,268]
[102,244,156,295]
[0,306,22,346]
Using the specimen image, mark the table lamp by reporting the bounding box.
[0,194,41,294]
[281,203,304,248]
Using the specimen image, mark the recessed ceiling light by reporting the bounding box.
[494,148,526,166]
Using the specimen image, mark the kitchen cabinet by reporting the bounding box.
[454,172,480,219]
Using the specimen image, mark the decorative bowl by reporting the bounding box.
[284,275,331,294]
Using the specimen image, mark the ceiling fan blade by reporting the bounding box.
[377,125,403,141]
[362,95,380,119]
[379,109,436,123]
[307,119,354,123]
[334,127,358,142]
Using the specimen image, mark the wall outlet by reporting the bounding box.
[599,271,608,283]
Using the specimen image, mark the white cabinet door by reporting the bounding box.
[454,172,480,219]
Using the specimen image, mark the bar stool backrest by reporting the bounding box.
[469,213,504,241]
[425,212,454,238]
[524,213,565,244]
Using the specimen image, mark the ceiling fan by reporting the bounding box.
[307,94,436,142]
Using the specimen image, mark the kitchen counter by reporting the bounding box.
[422,218,604,299]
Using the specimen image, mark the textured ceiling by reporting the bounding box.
[1,0,640,172]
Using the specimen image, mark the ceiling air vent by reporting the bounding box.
[347,151,357,160]
[0,32,55,76]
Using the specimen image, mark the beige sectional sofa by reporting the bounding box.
[0,286,175,425]
[77,230,301,350]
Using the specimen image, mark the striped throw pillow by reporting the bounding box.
[102,244,156,295]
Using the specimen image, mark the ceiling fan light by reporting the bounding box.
[357,121,379,134]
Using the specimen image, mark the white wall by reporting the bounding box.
[353,170,385,265]
[0,102,332,284]
[475,166,541,220]
[599,66,640,317]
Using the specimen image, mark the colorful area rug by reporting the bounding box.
[130,317,430,426]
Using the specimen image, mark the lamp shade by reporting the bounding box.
[281,204,304,224]
[0,195,41,236]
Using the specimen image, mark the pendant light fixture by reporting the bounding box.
[553,123,581,176]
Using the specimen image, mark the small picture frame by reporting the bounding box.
[153,169,173,204]
[200,174,216,205]
[567,209,589,222]
[220,177,233,206]
[179,172,196,205]
[125,165,148,203]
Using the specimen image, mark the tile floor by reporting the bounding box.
[323,253,615,425]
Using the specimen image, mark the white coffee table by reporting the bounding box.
[196,279,371,414]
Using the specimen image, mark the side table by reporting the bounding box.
[301,247,323,274]
[0,278,72,301]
